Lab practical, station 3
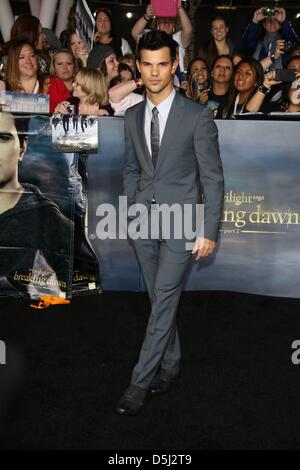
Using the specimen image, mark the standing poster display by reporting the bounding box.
[0,113,100,305]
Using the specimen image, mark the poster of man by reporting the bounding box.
[0,112,74,299]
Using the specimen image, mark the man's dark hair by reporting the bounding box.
[136,31,177,63]
[11,113,30,147]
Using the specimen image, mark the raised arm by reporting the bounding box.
[109,79,143,103]
[245,71,281,112]
[260,39,285,71]
[177,0,192,49]
[243,8,266,54]
[131,4,155,42]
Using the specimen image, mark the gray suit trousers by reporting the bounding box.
[130,237,192,389]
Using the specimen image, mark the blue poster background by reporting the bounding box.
[87,117,300,298]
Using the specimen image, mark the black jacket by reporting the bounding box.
[0,183,74,297]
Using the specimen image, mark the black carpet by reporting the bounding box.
[0,291,300,450]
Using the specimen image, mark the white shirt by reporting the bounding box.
[172,30,185,73]
[121,38,133,55]
[144,88,176,156]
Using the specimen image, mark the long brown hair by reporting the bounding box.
[10,15,41,48]
[5,41,47,93]
[198,16,230,69]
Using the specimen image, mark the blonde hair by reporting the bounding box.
[76,68,108,106]
[50,48,76,76]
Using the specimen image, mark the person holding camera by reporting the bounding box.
[243,55,300,114]
[242,7,299,70]
[183,57,210,105]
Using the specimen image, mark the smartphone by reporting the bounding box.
[275,69,296,82]
[151,0,177,17]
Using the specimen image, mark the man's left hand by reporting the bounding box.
[192,237,216,261]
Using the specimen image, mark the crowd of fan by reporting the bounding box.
[0,1,300,118]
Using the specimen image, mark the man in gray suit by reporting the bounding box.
[116,31,224,415]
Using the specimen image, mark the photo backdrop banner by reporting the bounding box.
[87,118,300,298]
[2,115,298,300]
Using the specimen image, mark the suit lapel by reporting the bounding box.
[155,93,185,173]
[135,101,154,171]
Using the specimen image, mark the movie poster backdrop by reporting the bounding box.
[87,118,300,298]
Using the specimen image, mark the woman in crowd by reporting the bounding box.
[51,49,76,93]
[119,53,136,74]
[232,40,285,73]
[131,0,192,83]
[9,14,50,73]
[5,41,70,112]
[206,54,235,118]
[245,55,300,113]
[70,33,89,68]
[87,45,119,86]
[198,17,235,69]
[93,7,132,56]
[228,58,264,116]
[286,54,300,77]
[56,68,114,116]
[289,44,300,58]
[185,57,210,104]
[242,7,299,69]
[59,4,77,49]
[118,63,134,82]
[10,15,45,50]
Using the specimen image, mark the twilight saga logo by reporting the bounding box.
[221,190,300,235]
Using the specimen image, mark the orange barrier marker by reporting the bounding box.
[30,296,71,309]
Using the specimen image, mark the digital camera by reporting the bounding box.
[263,7,275,16]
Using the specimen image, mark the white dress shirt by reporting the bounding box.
[144,88,176,157]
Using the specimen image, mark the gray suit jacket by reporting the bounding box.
[123,92,224,251]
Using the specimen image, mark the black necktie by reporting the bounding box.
[151,107,160,167]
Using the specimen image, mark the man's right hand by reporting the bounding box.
[253,8,267,24]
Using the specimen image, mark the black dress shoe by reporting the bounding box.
[116,384,147,416]
[149,369,178,395]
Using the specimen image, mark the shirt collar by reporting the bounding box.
[146,88,176,115]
